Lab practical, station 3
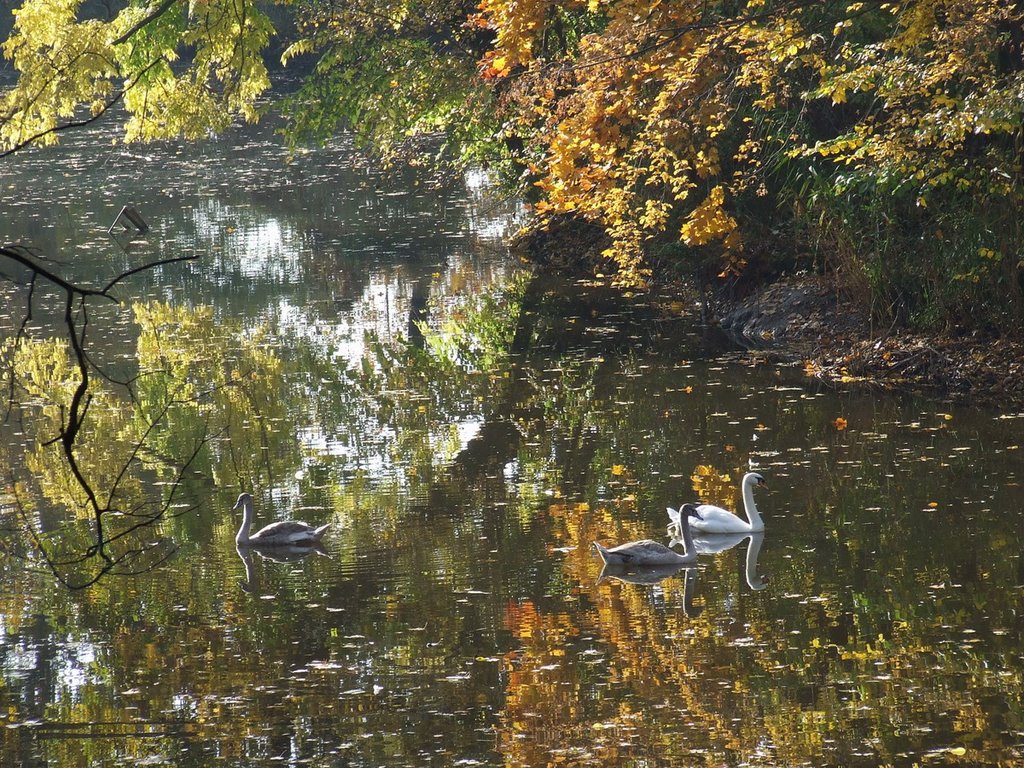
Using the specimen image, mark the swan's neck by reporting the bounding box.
[682,567,699,617]
[742,480,763,529]
[745,533,767,589]
[678,514,695,557]
[235,500,253,544]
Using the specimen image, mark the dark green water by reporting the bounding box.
[1,120,1023,767]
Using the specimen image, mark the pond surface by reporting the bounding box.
[2,119,1024,767]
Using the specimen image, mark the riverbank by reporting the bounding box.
[715,274,1024,409]
[513,218,1024,410]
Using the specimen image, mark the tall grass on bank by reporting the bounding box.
[790,180,1024,339]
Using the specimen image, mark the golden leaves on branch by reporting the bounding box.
[805,0,1023,197]
[681,187,739,246]
[476,1,797,285]
[478,0,1024,288]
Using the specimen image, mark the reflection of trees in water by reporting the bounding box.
[0,244,367,586]
[2,255,1024,764]
[0,241,528,587]
[0,246,207,587]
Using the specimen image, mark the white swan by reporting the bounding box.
[593,503,701,566]
[669,472,767,534]
[233,492,330,546]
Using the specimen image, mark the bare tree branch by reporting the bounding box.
[1,244,203,586]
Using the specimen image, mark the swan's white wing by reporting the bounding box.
[695,503,730,517]
[690,504,751,533]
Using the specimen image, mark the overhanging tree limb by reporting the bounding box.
[111,0,183,47]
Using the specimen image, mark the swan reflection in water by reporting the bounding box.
[236,542,329,593]
[669,530,768,591]
[596,563,702,617]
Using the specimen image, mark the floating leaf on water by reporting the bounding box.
[308,661,344,670]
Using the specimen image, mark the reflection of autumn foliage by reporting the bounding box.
[0,300,303,585]
[499,499,751,764]
[501,599,578,713]
[498,472,1011,766]
[500,598,686,766]
[690,464,740,509]
[13,338,144,515]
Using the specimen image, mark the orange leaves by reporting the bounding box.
[477,0,1024,294]
[479,51,511,80]
[474,0,549,72]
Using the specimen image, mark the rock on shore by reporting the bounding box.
[717,274,1024,408]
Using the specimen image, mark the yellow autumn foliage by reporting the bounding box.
[4,0,1022,328]
[473,0,1024,291]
